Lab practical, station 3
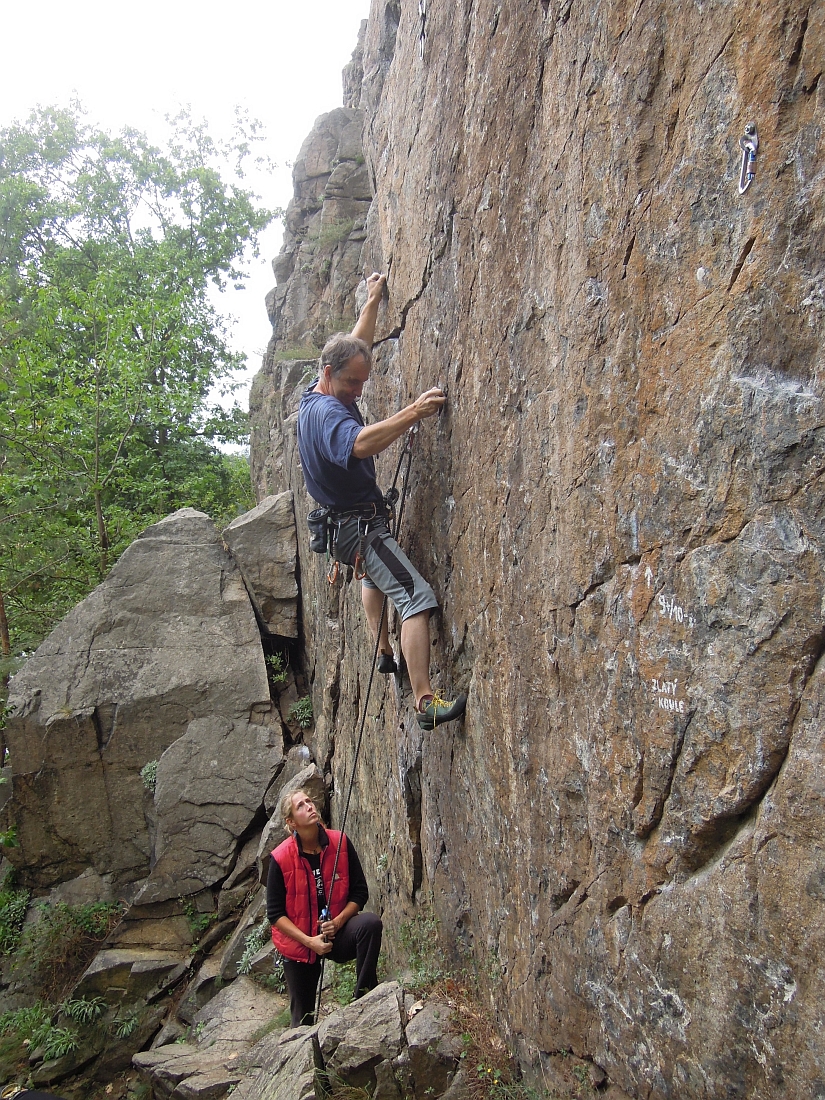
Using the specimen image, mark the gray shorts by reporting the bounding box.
[332,517,438,622]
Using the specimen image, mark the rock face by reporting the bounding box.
[251,2,825,1098]
[4,509,271,889]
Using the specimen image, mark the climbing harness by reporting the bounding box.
[738,123,758,194]
[314,425,419,1019]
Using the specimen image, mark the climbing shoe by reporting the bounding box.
[377,652,398,675]
[416,692,467,731]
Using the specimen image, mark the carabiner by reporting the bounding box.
[327,560,340,585]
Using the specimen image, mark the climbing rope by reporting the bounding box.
[314,425,418,1019]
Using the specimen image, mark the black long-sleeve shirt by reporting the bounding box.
[266,827,369,925]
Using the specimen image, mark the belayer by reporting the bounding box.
[267,789,382,1026]
[297,272,467,730]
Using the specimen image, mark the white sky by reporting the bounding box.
[1,0,373,407]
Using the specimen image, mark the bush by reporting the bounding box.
[309,219,355,250]
[0,874,30,954]
[15,900,125,999]
[0,1002,78,1067]
[266,653,289,689]
[140,759,158,792]
[60,996,105,1025]
[288,696,313,729]
[237,917,285,992]
[237,917,270,975]
[331,959,357,1006]
[398,909,445,992]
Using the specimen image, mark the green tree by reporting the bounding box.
[0,103,273,657]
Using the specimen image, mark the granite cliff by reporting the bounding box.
[1,0,822,1096]
[251,1,825,1097]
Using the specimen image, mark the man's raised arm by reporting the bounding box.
[351,388,446,459]
[350,272,386,347]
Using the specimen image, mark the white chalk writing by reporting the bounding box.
[657,696,685,714]
[650,677,686,714]
[658,593,695,628]
[651,677,678,696]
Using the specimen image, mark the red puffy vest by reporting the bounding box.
[270,829,350,963]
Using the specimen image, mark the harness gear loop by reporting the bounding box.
[314,424,418,1020]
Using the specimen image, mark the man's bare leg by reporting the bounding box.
[400,610,432,707]
[361,584,393,660]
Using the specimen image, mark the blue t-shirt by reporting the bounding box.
[297,384,384,510]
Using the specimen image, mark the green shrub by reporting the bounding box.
[42,1025,79,1060]
[0,874,30,954]
[288,696,313,729]
[397,908,444,992]
[140,759,158,792]
[331,959,357,1006]
[60,996,105,1025]
[181,898,215,940]
[0,1002,52,1045]
[273,346,319,361]
[266,653,289,689]
[309,218,355,250]
[237,917,270,975]
[0,1002,79,1065]
[15,900,124,999]
[237,918,285,992]
[112,1007,142,1039]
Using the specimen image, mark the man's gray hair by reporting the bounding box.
[320,333,372,375]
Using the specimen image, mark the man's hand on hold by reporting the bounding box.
[365,272,386,302]
[413,387,447,420]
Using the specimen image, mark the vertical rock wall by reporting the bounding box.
[252,2,825,1097]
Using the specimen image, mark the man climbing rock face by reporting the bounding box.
[297,272,467,731]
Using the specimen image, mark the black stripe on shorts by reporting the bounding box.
[366,529,415,597]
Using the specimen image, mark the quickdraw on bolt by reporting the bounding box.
[738,123,758,194]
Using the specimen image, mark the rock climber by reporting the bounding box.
[297,271,467,731]
[267,788,382,1027]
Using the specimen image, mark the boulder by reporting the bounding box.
[3,509,270,889]
[191,977,288,1057]
[223,492,299,638]
[177,955,225,1026]
[136,715,283,904]
[318,982,404,1087]
[136,982,292,1100]
[232,1027,322,1100]
[404,1001,463,1095]
[73,948,186,1003]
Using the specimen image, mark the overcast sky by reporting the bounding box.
[1,0,373,402]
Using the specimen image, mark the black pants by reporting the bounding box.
[282,911,383,1027]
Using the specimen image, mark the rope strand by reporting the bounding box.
[314,427,417,1019]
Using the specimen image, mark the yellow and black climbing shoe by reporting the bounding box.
[378,652,398,674]
[416,692,467,731]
